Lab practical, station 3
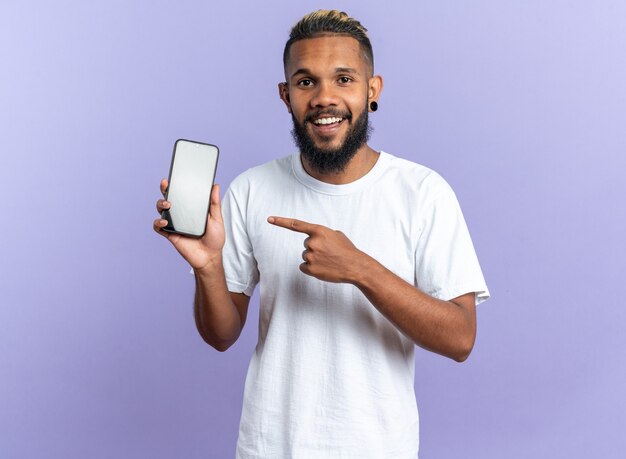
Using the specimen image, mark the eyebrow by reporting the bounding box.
[290,67,360,79]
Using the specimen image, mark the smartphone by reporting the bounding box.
[161,139,219,238]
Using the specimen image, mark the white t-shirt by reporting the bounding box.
[221,151,489,458]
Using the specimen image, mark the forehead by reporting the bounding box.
[285,35,368,78]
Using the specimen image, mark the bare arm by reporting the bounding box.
[193,256,250,351]
[154,179,249,351]
[352,255,475,362]
[268,217,476,362]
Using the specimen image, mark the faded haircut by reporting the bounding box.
[283,10,374,73]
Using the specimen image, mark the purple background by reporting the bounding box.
[2,1,625,458]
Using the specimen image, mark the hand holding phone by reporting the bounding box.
[153,139,225,270]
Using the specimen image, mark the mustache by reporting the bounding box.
[304,109,352,124]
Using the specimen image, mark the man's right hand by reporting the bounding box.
[153,178,225,270]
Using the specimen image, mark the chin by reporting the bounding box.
[314,139,344,151]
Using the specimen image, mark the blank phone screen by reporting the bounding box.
[163,140,219,237]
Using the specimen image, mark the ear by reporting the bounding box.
[278,82,291,113]
[367,75,384,111]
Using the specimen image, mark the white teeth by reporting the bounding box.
[313,117,342,125]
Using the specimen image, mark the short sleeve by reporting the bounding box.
[414,177,490,306]
[220,179,259,297]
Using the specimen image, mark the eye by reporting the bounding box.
[297,79,314,87]
[338,76,353,84]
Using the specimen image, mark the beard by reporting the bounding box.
[290,104,372,175]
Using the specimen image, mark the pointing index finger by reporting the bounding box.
[268,216,319,235]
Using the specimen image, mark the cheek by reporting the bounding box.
[289,98,309,118]
[346,91,369,112]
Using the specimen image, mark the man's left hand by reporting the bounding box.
[267,216,367,284]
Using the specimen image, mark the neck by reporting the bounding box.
[301,144,380,185]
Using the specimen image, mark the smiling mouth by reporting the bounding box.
[305,110,351,128]
[312,116,344,126]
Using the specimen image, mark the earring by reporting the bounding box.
[369,101,378,112]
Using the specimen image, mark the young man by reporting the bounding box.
[154,10,489,458]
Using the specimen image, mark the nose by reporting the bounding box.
[309,81,339,108]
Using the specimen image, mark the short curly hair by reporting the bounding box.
[283,10,374,73]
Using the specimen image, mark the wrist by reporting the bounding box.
[193,251,223,277]
[348,251,383,287]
